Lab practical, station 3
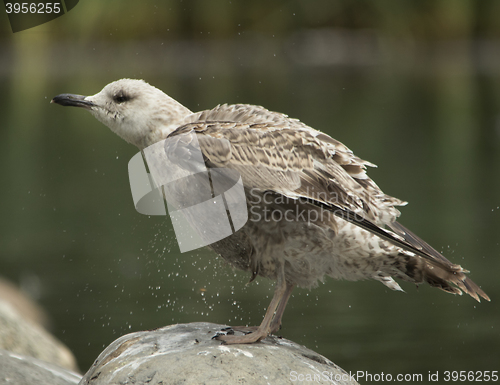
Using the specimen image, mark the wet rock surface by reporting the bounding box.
[79,322,359,385]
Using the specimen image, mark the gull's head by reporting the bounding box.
[52,79,192,149]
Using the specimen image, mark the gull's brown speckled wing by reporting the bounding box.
[177,104,405,223]
[168,103,489,302]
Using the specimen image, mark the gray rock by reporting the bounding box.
[0,300,79,372]
[0,348,81,385]
[79,322,359,385]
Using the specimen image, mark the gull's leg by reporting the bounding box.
[269,282,294,333]
[215,272,288,344]
[220,283,292,336]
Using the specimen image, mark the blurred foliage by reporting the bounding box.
[2,0,500,41]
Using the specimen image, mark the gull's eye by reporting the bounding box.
[113,92,130,104]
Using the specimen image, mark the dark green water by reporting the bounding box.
[1,27,499,383]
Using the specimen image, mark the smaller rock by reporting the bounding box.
[0,300,79,372]
[79,322,359,385]
[0,348,81,385]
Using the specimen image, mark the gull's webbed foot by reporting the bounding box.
[213,326,269,344]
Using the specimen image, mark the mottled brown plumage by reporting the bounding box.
[52,79,490,344]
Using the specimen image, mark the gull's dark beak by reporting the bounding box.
[51,94,95,109]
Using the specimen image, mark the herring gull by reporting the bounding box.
[52,79,490,344]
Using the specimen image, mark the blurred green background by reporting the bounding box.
[0,0,499,381]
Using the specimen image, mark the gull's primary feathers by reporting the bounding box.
[52,79,490,344]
